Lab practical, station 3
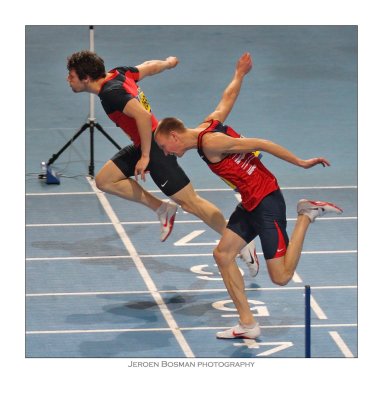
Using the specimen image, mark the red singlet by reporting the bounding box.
[197,120,279,211]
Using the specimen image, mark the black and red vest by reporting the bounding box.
[98,66,157,147]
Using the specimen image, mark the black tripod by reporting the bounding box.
[47,116,121,177]
[47,26,121,177]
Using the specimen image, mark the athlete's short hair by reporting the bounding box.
[67,50,106,81]
[155,117,186,137]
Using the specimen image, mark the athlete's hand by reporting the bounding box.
[236,52,253,77]
[134,155,150,181]
[300,157,331,169]
[166,56,179,69]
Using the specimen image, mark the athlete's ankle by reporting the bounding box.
[156,201,167,214]
[240,320,258,329]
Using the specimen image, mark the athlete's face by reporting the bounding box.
[155,132,185,157]
[67,70,88,93]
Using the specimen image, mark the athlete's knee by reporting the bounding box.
[271,275,290,286]
[213,247,226,269]
[95,172,107,191]
[266,257,294,286]
[213,246,236,268]
[95,171,114,192]
[95,160,128,193]
[268,268,292,286]
[95,171,122,193]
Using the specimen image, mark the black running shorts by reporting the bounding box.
[227,189,290,260]
[111,135,190,196]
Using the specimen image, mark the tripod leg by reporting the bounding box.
[95,123,122,150]
[48,123,90,165]
[89,122,95,177]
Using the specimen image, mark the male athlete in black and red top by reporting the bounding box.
[66,51,259,271]
[154,52,343,340]
[98,66,157,147]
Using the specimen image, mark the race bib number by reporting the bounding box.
[137,87,151,112]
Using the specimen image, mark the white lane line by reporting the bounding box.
[25,185,358,196]
[329,331,355,357]
[25,216,358,227]
[26,192,97,196]
[26,285,357,297]
[26,255,132,261]
[25,249,358,261]
[26,323,357,335]
[27,222,113,227]
[85,177,194,357]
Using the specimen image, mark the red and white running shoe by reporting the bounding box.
[297,199,343,222]
[157,200,178,242]
[216,322,261,339]
[239,241,260,278]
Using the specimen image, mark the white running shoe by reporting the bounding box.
[157,200,178,242]
[297,199,343,222]
[239,241,259,277]
[216,322,261,339]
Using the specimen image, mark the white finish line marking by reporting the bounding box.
[86,177,194,358]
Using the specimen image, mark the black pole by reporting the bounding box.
[89,121,95,177]
[305,285,311,358]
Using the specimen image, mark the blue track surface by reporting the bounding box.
[26,26,357,359]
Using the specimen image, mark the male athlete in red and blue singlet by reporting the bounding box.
[154,52,343,340]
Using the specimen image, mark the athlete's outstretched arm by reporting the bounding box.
[136,57,179,80]
[122,98,153,181]
[204,52,252,124]
[204,134,331,169]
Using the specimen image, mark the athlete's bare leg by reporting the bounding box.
[213,228,256,326]
[266,214,311,286]
[170,182,227,234]
[95,160,163,211]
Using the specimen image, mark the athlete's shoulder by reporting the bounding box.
[99,75,134,112]
[100,68,136,95]
[111,66,139,74]
[196,119,222,131]
[112,66,140,81]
